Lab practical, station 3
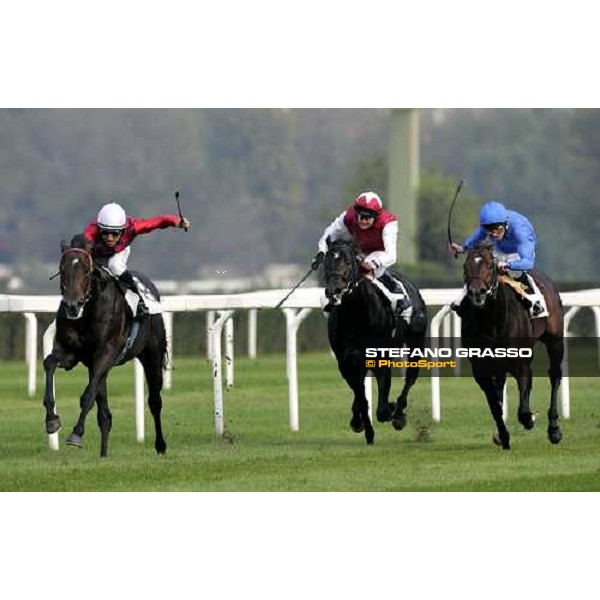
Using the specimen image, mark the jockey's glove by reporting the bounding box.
[311,251,325,270]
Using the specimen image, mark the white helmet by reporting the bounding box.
[97,203,127,231]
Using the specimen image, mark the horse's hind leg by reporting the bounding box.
[139,350,167,454]
[95,377,112,458]
[544,336,564,444]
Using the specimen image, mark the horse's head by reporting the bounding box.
[463,242,499,308]
[58,234,94,319]
[323,238,363,306]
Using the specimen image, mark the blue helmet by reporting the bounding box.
[479,201,508,226]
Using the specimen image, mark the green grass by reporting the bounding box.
[1,354,600,491]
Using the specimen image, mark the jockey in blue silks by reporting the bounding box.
[449,201,548,318]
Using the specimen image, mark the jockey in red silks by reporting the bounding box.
[83,202,190,316]
[314,191,411,314]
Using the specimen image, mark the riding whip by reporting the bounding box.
[174,189,188,232]
[274,267,314,309]
[446,179,464,246]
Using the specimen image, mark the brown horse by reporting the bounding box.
[460,242,564,449]
[43,234,167,457]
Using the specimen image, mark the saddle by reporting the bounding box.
[499,274,528,297]
[499,272,548,318]
[372,272,413,324]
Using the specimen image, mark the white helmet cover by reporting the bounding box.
[97,203,127,230]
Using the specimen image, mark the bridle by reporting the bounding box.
[464,247,499,307]
[324,243,363,302]
[59,247,95,305]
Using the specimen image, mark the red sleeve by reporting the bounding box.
[130,215,180,236]
[83,221,99,242]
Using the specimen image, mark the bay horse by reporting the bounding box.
[323,238,428,445]
[460,242,564,449]
[43,234,167,457]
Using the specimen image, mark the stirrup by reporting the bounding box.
[397,296,412,312]
[136,301,150,318]
[531,301,546,318]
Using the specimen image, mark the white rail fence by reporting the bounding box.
[2,287,600,449]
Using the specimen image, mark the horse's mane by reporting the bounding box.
[470,241,495,254]
[328,238,362,257]
[69,233,90,250]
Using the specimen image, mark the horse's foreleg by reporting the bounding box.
[346,375,374,445]
[475,374,510,450]
[67,353,117,449]
[375,368,393,423]
[95,377,112,458]
[392,365,420,431]
[42,352,62,434]
[42,348,77,434]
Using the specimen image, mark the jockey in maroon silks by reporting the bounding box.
[83,202,190,316]
[314,191,411,314]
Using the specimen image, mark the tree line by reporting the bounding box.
[1,108,599,292]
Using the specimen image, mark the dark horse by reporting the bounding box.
[323,238,428,444]
[461,242,564,449]
[43,234,167,457]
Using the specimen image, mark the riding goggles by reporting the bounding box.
[483,222,506,232]
[356,209,377,220]
[100,228,124,236]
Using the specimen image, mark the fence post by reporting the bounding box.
[282,307,312,432]
[211,311,234,437]
[23,312,37,398]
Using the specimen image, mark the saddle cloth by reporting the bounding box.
[125,275,163,315]
[371,278,409,313]
[371,278,413,325]
[498,274,527,297]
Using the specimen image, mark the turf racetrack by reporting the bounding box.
[1,354,599,491]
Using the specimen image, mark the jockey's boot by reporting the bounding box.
[378,272,412,314]
[517,273,547,318]
[119,271,149,318]
[450,285,468,318]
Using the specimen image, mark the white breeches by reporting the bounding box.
[96,246,130,277]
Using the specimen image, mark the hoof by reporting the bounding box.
[376,410,393,423]
[392,414,407,431]
[45,417,62,435]
[492,431,510,450]
[548,428,563,445]
[155,440,167,454]
[350,417,365,433]
[366,435,375,445]
[519,412,536,431]
[66,433,83,448]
